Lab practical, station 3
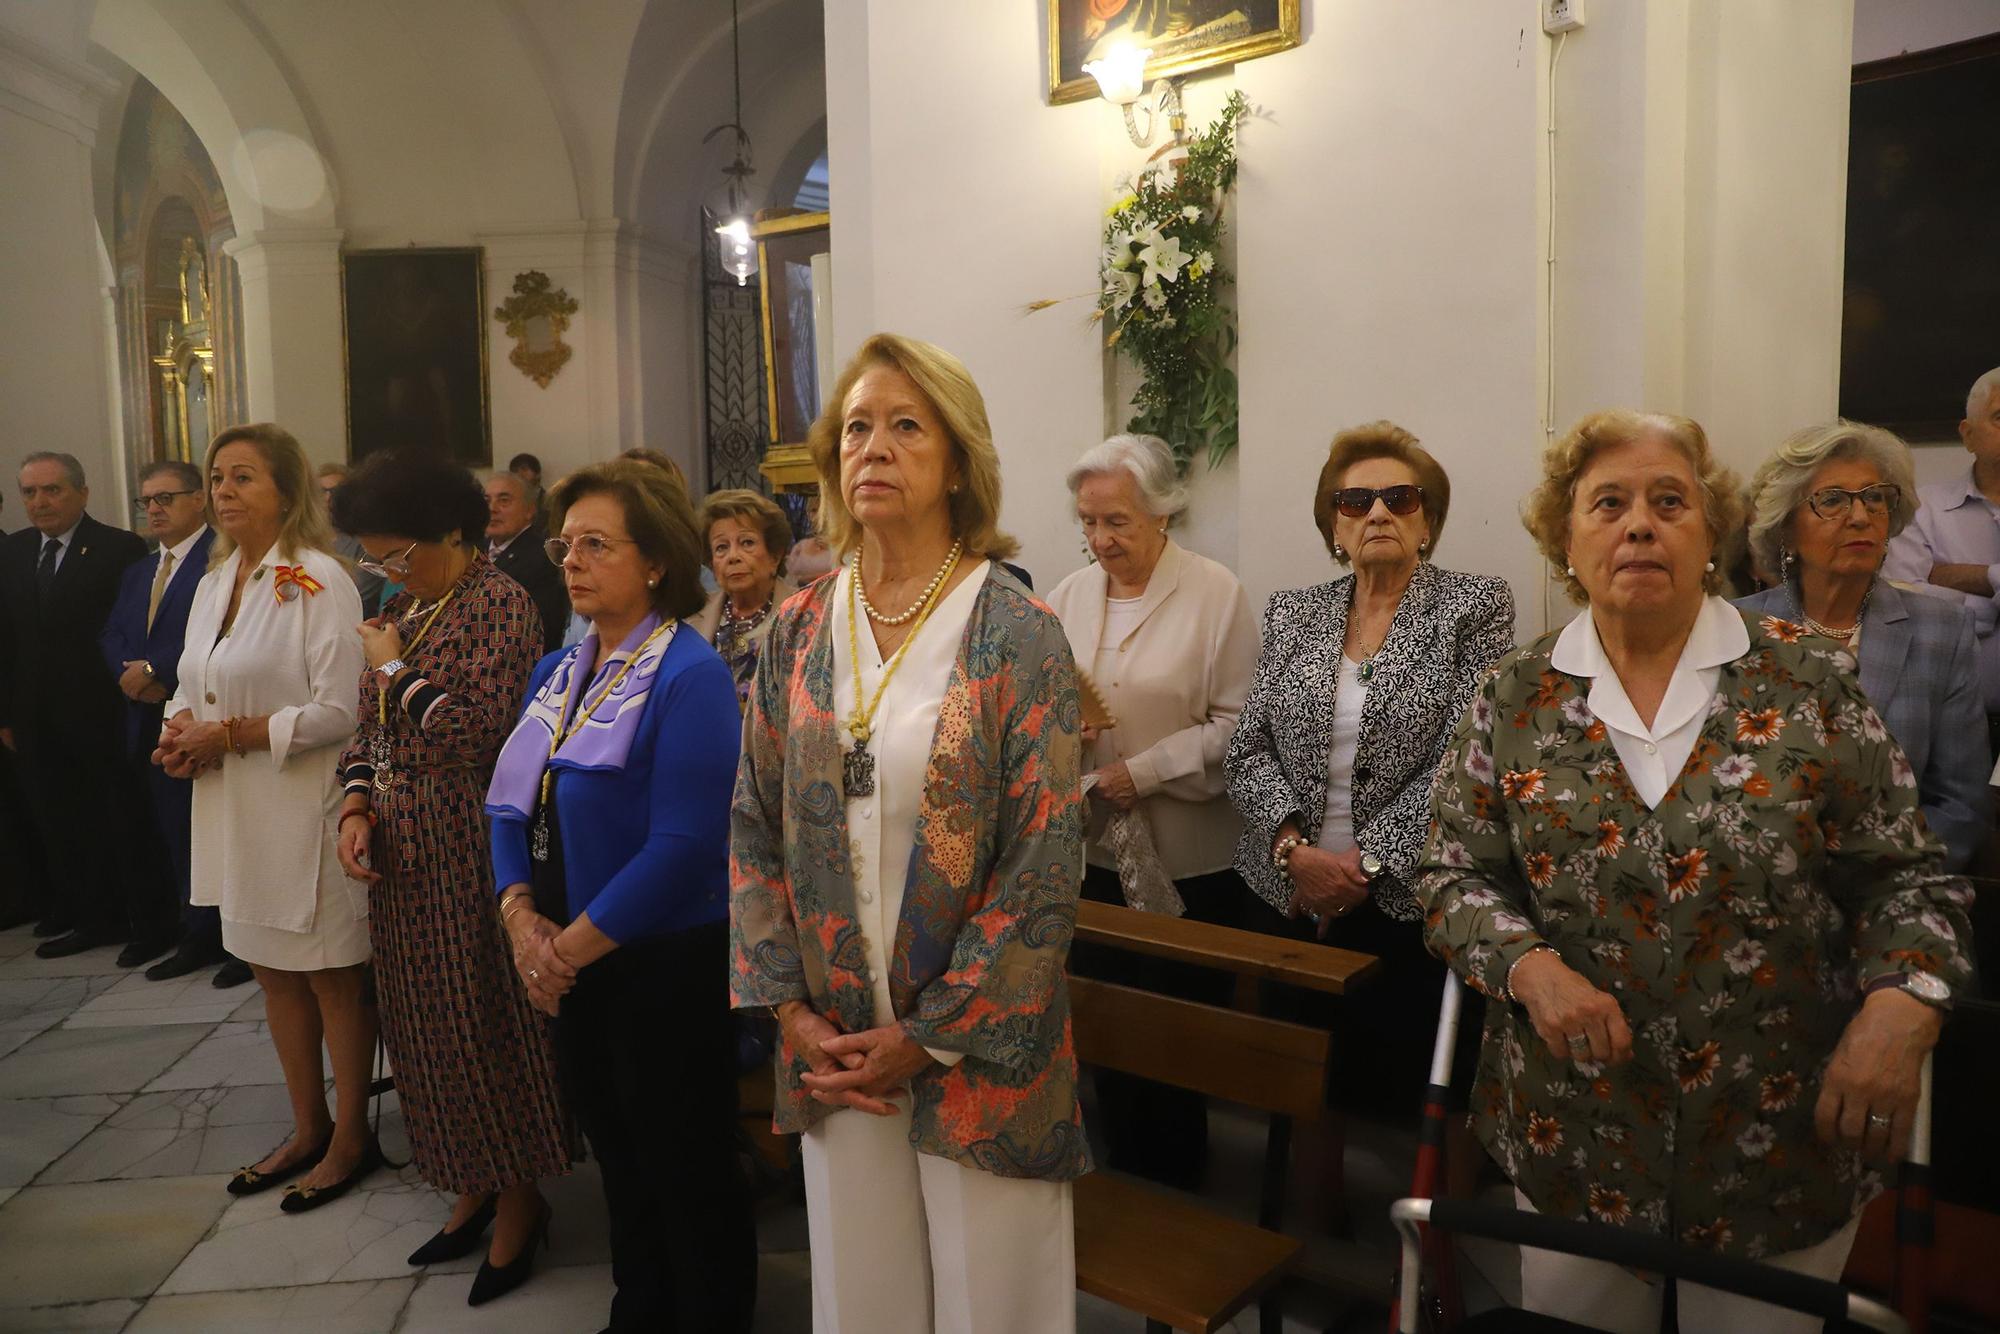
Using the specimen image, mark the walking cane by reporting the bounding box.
[1390,972,1466,1333]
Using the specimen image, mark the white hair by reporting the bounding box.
[1064,433,1188,521]
[1968,367,2000,422]
[1745,419,1918,579]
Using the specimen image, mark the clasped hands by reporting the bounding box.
[507,909,580,1017]
[1286,843,1372,938]
[782,1000,938,1116]
[1509,949,1939,1162]
[151,711,226,779]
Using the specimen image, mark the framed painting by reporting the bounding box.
[342,248,491,464]
[1841,34,2000,440]
[1048,0,1299,106]
[753,211,832,493]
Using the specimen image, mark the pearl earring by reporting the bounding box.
[646,577,657,588]
[1333,544,1348,563]
[1704,560,1716,573]
[1781,548,1796,576]
[1564,565,1575,577]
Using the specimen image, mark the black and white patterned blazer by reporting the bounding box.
[1226,560,1515,920]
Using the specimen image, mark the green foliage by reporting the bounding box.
[1098,91,1248,474]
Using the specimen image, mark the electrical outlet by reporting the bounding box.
[1543,0,1585,33]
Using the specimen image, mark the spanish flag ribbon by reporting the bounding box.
[272,564,325,603]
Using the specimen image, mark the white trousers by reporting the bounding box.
[802,1102,1076,1334]
[1516,1189,1862,1334]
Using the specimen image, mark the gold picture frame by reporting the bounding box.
[493,269,579,389]
[753,211,831,494]
[1047,0,1299,105]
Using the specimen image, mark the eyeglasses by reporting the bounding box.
[545,534,638,565]
[354,540,419,579]
[1805,484,1901,521]
[133,490,200,512]
[1335,484,1425,518]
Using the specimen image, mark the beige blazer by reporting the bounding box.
[1046,539,1256,880]
[688,577,800,643]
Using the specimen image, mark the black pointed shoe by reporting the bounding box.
[466,1201,551,1307]
[407,1196,496,1266]
[227,1131,332,1196]
[279,1139,383,1214]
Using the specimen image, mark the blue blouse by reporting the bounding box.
[491,626,740,944]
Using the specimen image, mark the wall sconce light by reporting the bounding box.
[1082,41,1187,148]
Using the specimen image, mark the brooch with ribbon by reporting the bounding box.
[271,565,325,603]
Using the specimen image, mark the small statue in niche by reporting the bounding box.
[493,270,579,389]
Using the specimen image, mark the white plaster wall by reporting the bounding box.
[826,1,1106,589]
[0,16,125,510]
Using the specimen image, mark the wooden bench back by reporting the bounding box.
[1068,975,1331,1122]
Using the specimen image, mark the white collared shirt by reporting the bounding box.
[159,523,208,573]
[37,522,78,575]
[1550,595,1749,809]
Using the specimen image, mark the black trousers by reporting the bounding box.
[1068,863,1247,1191]
[553,920,757,1333]
[0,742,50,923]
[15,726,132,939]
[139,747,218,952]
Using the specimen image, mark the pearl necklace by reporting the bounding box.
[854,538,964,625]
[1792,579,1872,642]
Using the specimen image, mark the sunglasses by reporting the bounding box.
[1335,484,1425,518]
[1805,484,1900,521]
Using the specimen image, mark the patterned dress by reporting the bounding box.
[339,554,572,1195]
[1416,607,1974,1259]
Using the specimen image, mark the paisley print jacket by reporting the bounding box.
[729,565,1091,1181]
[1416,607,1974,1258]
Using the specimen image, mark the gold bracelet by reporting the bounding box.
[221,717,235,757]
[499,894,535,923]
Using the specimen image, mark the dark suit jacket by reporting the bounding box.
[100,527,216,755]
[489,523,569,654]
[0,513,149,754]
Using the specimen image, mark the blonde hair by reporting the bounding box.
[205,424,340,570]
[1745,420,1918,580]
[1522,410,1741,604]
[807,332,1019,562]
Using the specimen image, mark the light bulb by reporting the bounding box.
[1082,42,1151,106]
[715,216,758,288]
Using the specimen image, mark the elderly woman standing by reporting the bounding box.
[328,453,572,1306]
[1734,421,1990,870]
[1419,410,1974,1334]
[487,459,754,1332]
[731,333,1086,1333]
[691,488,800,711]
[1046,433,1255,1189]
[1227,421,1514,1112]
[154,424,375,1208]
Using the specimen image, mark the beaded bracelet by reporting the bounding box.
[1271,834,1305,877]
[1505,944,1558,1003]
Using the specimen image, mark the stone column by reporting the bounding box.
[223,228,346,458]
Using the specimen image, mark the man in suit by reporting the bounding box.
[1,453,148,958]
[485,470,568,653]
[99,461,240,981]
[0,488,53,931]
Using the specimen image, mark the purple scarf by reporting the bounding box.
[485,614,676,821]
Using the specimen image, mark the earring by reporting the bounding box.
[1781,548,1796,577]
[646,577,658,588]
[1418,539,1429,554]
[949,484,960,495]
[1333,544,1348,563]
[1564,565,1576,577]
[1704,560,1716,573]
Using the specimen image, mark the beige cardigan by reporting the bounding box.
[1046,540,1257,880]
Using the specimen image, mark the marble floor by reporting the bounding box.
[0,921,1487,1332]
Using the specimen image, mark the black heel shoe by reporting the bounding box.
[226,1131,332,1197]
[279,1138,383,1214]
[407,1196,496,1266]
[466,1201,551,1307]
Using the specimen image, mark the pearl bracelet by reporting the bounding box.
[1505,944,1558,1003]
[1271,835,1304,877]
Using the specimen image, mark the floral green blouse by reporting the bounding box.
[1416,607,1974,1258]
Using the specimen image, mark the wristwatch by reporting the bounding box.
[1359,851,1384,881]
[1865,970,1950,1010]
[140,661,155,679]
[376,657,408,682]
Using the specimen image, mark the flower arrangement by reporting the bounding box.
[1040,91,1248,474]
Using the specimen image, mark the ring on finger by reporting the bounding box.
[529,968,540,981]
[1867,1112,1891,1129]
[1566,1033,1591,1055]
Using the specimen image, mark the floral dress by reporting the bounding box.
[1416,607,1974,1258]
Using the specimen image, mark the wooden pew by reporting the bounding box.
[1071,975,1333,1333]
[1074,899,1381,997]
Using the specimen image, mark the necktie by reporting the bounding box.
[35,538,59,601]
[146,549,176,632]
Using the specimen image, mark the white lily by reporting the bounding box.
[1137,232,1191,286]
[1108,269,1140,309]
